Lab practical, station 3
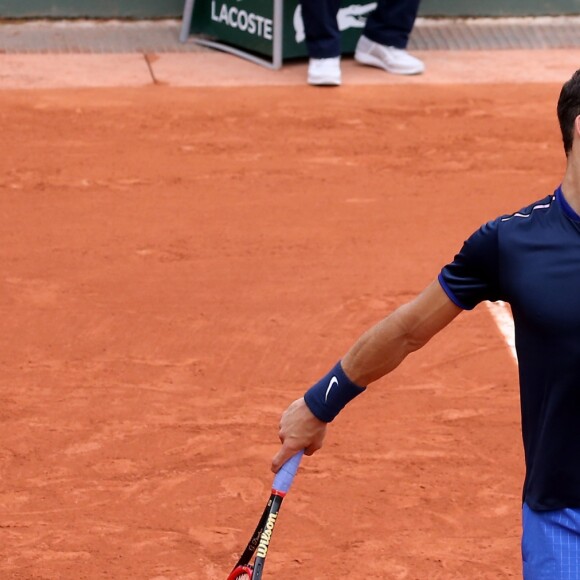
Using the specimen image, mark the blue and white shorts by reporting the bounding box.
[522,503,580,579]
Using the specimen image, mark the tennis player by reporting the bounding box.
[272,68,580,579]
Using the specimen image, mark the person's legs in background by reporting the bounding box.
[355,0,424,75]
[300,0,342,86]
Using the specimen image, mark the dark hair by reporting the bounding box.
[557,69,580,156]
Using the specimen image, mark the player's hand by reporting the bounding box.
[271,397,326,473]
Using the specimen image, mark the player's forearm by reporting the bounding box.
[341,281,462,387]
[341,305,419,386]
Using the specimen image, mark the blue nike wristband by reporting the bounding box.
[304,361,366,423]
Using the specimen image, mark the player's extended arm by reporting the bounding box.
[272,280,461,472]
[342,279,462,385]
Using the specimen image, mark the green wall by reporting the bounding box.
[1,0,579,19]
[0,0,184,18]
[421,0,580,16]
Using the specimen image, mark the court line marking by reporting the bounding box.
[485,301,517,363]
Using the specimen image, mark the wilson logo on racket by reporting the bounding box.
[227,451,303,580]
[256,512,278,558]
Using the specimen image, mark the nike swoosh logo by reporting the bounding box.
[325,376,339,403]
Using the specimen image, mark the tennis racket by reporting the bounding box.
[227,451,304,580]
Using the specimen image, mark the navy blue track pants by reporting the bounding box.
[300,0,421,58]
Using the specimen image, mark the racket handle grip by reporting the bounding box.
[272,450,304,494]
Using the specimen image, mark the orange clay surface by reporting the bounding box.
[0,82,566,579]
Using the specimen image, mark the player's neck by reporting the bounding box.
[561,154,580,217]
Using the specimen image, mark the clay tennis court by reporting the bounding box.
[0,47,577,578]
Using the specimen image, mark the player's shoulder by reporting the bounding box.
[465,192,557,250]
[496,193,556,227]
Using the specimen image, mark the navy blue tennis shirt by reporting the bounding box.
[439,186,580,511]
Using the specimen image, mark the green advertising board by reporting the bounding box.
[181,0,382,68]
[187,0,280,63]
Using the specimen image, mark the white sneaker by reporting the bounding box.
[354,35,424,75]
[307,57,341,86]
